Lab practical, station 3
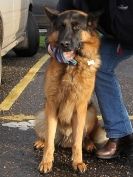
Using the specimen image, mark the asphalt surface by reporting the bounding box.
[0,48,133,177]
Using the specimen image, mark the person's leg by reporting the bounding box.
[95,37,133,139]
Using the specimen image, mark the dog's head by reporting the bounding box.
[45,7,99,56]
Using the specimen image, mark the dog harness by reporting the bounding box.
[48,44,77,66]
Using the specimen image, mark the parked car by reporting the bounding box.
[0,0,39,84]
[32,0,59,29]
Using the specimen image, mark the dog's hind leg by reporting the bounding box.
[34,111,46,149]
[34,139,45,149]
[83,103,108,151]
[34,110,64,150]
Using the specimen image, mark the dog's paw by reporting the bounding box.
[85,142,96,152]
[39,161,53,173]
[72,162,87,173]
[34,140,45,150]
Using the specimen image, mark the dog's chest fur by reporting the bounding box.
[45,55,100,125]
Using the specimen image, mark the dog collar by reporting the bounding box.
[48,44,77,66]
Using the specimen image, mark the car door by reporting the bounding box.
[12,0,29,40]
[0,0,14,48]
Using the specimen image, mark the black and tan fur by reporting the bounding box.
[34,8,107,173]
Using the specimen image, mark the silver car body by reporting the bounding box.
[0,0,32,56]
[0,0,32,83]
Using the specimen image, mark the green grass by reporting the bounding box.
[39,35,46,48]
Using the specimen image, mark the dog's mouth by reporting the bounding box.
[58,42,82,60]
[63,50,76,61]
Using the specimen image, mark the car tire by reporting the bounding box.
[14,11,39,57]
[0,49,2,85]
[0,17,3,84]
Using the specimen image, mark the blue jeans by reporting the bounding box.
[95,37,133,138]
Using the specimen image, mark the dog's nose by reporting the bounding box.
[60,41,71,48]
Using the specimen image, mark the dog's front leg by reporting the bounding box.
[72,104,87,173]
[39,106,57,174]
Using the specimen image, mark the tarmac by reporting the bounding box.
[0,49,133,177]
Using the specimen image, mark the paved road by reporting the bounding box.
[0,49,133,177]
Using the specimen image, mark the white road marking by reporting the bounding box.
[2,120,35,131]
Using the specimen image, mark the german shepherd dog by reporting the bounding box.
[34,7,106,173]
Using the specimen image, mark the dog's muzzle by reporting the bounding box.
[48,44,77,66]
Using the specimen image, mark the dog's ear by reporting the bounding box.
[87,14,98,29]
[44,7,59,22]
[87,11,103,29]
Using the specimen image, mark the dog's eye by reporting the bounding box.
[73,25,80,31]
[60,23,66,29]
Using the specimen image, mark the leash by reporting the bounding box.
[48,44,77,66]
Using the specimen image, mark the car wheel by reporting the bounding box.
[0,50,2,85]
[14,11,39,57]
[0,17,3,84]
